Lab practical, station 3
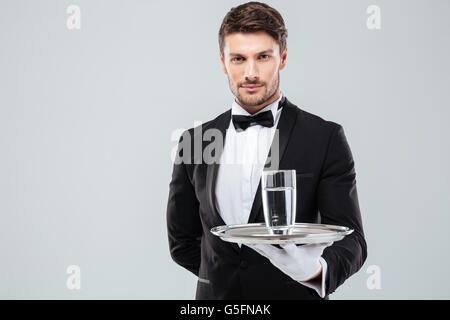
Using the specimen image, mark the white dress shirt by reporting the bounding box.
[214,91,328,298]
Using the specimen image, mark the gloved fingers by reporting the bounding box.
[292,241,334,256]
[274,241,333,256]
[247,243,285,260]
[246,245,287,268]
[254,243,284,257]
[302,241,334,249]
[279,243,298,256]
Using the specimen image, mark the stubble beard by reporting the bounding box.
[229,71,280,109]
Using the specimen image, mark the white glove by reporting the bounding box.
[246,242,333,282]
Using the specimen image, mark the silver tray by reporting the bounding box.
[210,222,353,245]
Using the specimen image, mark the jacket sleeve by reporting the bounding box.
[318,124,368,296]
[166,130,202,276]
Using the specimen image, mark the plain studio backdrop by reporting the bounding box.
[0,0,449,299]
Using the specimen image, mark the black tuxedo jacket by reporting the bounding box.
[166,96,367,299]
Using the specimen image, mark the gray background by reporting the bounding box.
[1,0,449,299]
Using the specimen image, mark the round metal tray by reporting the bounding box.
[210,222,353,245]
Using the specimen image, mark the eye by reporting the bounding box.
[260,54,270,59]
[232,57,244,62]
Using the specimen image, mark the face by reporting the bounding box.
[220,31,287,110]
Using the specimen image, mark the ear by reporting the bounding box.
[279,46,287,70]
[219,50,228,74]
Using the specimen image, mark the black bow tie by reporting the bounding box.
[232,96,286,132]
[232,110,274,131]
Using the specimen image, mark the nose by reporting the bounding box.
[244,60,259,82]
[245,74,259,82]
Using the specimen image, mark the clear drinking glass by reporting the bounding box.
[261,169,297,235]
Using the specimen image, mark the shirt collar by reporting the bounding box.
[231,91,284,122]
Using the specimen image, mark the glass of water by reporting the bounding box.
[261,169,297,235]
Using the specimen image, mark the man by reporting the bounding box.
[166,1,367,299]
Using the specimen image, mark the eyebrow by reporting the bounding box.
[229,49,274,57]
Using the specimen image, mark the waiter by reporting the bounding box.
[166,1,367,299]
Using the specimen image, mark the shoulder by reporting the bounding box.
[299,107,341,132]
[289,103,353,163]
[285,98,343,135]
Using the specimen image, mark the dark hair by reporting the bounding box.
[218,1,288,56]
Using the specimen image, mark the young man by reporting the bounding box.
[167,1,367,299]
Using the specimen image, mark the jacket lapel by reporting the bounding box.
[205,108,243,253]
[206,109,231,228]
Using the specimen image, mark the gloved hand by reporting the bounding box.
[246,242,333,282]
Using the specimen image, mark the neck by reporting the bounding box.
[235,89,281,115]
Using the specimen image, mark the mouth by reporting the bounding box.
[241,84,263,93]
